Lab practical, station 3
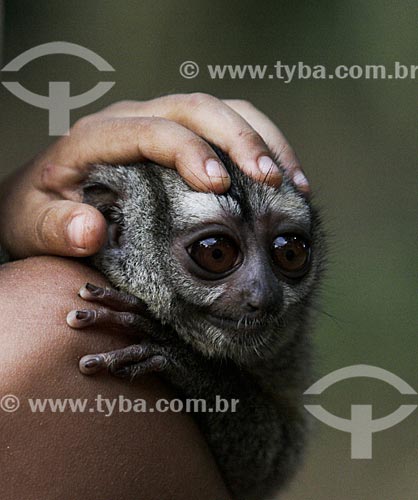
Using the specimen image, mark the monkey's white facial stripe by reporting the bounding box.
[174,192,241,228]
[174,191,310,232]
[262,191,311,227]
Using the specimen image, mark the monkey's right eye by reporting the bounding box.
[188,236,240,274]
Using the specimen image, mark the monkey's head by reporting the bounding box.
[84,150,326,365]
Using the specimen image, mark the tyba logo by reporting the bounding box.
[1,41,115,135]
[304,365,417,459]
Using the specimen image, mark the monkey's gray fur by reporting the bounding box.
[82,148,326,500]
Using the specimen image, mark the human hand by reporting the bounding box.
[0,93,309,259]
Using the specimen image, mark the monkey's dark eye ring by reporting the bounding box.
[188,236,240,274]
[272,234,311,278]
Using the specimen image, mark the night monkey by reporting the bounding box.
[67,148,326,499]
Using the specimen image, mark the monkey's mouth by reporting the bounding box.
[206,313,271,331]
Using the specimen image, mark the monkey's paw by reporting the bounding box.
[67,282,153,332]
[66,283,167,378]
[77,342,168,378]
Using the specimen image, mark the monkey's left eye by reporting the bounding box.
[272,234,311,277]
[188,236,240,274]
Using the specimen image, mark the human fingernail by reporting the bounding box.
[205,159,229,179]
[293,171,309,187]
[257,156,280,176]
[67,215,87,249]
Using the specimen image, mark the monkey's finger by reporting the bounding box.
[67,308,150,334]
[39,116,231,193]
[91,94,283,188]
[223,99,310,195]
[78,283,150,315]
[78,354,107,375]
[79,344,166,376]
[114,355,167,379]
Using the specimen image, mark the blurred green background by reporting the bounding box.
[0,1,416,498]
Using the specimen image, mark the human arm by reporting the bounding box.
[0,256,231,500]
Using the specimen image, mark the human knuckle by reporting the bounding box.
[71,115,96,135]
[130,116,163,144]
[228,98,254,111]
[163,93,186,104]
[186,92,217,109]
[236,126,263,146]
[138,115,162,132]
[183,133,207,151]
[173,136,206,165]
[34,206,55,246]
[106,99,137,111]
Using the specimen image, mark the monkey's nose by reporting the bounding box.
[241,281,277,315]
[244,298,261,313]
[241,290,267,315]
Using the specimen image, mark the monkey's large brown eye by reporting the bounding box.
[272,234,311,277]
[188,236,240,274]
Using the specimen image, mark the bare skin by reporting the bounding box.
[0,257,231,500]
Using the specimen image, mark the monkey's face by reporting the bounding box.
[85,159,326,365]
[162,166,326,365]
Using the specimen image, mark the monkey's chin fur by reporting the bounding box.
[173,314,291,366]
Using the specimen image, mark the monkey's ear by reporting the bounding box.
[83,182,123,248]
[83,182,119,216]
